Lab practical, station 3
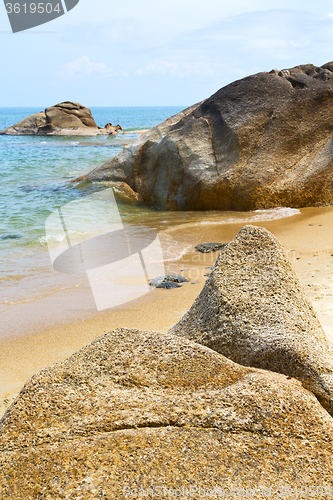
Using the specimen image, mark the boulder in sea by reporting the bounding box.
[76,62,333,210]
[0,102,120,136]
[1,328,333,498]
[170,225,333,416]
[105,123,123,135]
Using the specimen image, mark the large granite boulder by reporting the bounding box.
[1,328,333,498]
[170,225,333,416]
[0,102,117,136]
[77,62,333,210]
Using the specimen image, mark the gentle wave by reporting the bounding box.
[0,282,84,307]
[198,207,301,224]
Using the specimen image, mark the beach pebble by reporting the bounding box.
[195,242,228,253]
[155,282,181,289]
[149,275,189,288]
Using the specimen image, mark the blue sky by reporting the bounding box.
[0,0,333,106]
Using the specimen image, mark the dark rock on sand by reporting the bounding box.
[77,62,333,210]
[149,275,189,288]
[156,282,181,289]
[0,102,118,136]
[2,328,333,498]
[195,242,228,253]
[170,225,333,416]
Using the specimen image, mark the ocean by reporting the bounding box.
[0,106,300,335]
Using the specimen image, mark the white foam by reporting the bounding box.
[199,207,300,225]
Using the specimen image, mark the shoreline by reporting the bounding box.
[1,205,333,417]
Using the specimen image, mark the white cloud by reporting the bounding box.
[136,60,179,76]
[3,6,333,106]
[135,60,223,78]
[251,39,298,49]
[57,56,128,80]
[180,62,222,77]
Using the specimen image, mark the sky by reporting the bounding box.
[0,0,333,106]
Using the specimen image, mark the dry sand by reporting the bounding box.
[1,206,333,417]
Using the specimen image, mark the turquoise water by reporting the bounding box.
[0,107,185,251]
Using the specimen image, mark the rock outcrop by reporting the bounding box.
[0,102,121,136]
[2,328,333,498]
[170,225,333,415]
[105,122,123,134]
[76,62,333,210]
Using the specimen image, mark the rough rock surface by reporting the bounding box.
[170,225,333,415]
[77,62,333,210]
[1,328,333,498]
[0,102,116,136]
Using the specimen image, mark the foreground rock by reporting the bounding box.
[1,328,333,498]
[170,225,333,415]
[0,102,121,136]
[77,62,333,209]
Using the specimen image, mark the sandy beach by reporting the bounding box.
[1,205,332,418]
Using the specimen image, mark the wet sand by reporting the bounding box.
[1,206,333,417]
